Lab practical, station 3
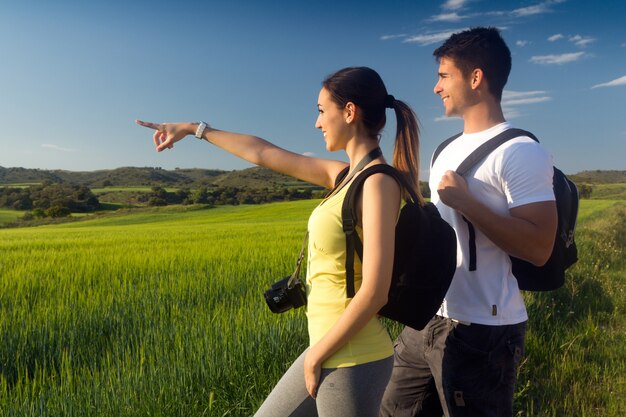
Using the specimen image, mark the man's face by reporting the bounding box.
[433,57,475,118]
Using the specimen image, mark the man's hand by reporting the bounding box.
[437,170,471,211]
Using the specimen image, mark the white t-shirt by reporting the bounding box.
[429,122,555,325]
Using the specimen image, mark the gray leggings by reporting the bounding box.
[254,349,393,417]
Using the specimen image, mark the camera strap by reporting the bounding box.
[287,231,308,289]
[325,147,383,200]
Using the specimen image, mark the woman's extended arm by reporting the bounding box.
[303,172,400,398]
[135,120,347,189]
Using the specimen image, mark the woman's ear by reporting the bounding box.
[344,102,356,124]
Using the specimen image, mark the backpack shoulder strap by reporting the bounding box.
[341,164,406,298]
[342,164,407,234]
[431,132,463,167]
[456,128,538,175]
[454,128,539,273]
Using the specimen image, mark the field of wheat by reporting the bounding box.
[1,199,624,416]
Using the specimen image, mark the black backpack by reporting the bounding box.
[339,164,457,330]
[432,128,579,291]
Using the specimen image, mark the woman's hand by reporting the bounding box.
[303,348,323,399]
[135,120,195,152]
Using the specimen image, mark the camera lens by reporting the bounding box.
[264,277,294,313]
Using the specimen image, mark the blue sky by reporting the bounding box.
[1,0,624,178]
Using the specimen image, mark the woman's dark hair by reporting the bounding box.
[433,27,511,101]
[322,67,423,204]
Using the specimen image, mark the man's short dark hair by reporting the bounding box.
[433,27,511,101]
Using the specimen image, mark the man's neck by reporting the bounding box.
[462,101,506,134]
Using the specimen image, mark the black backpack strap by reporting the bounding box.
[431,132,463,167]
[456,129,538,175]
[454,128,538,272]
[341,164,411,298]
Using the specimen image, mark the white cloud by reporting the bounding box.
[516,40,529,47]
[529,52,586,65]
[591,75,626,89]
[404,30,460,46]
[503,90,548,99]
[512,0,566,17]
[501,90,552,120]
[443,0,468,10]
[380,34,407,41]
[502,108,523,120]
[512,4,548,17]
[548,34,564,42]
[502,91,552,106]
[431,12,465,22]
[41,144,77,153]
[434,115,462,123]
[569,34,595,47]
[429,0,472,23]
[503,96,552,106]
[302,152,316,157]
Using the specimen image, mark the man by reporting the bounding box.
[380,27,557,417]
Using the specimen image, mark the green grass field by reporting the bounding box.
[0,199,624,416]
[589,183,626,200]
[0,208,24,223]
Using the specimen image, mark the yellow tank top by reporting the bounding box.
[306,183,393,368]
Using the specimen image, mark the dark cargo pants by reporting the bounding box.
[379,315,526,417]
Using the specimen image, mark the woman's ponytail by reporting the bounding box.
[390,100,424,205]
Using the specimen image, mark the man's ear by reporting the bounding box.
[344,102,357,123]
[470,69,484,90]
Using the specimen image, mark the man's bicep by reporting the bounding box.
[510,200,557,264]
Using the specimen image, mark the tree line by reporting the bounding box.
[144,185,321,207]
[0,180,589,222]
[0,182,100,219]
[0,183,323,220]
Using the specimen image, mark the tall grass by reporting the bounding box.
[0,199,624,416]
[518,200,626,416]
[1,202,317,416]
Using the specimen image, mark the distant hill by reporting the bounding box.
[2,166,623,190]
[0,167,65,184]
[0,166,318,190]
[568,170,626,184]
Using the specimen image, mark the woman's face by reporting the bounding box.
[315,87,350,152]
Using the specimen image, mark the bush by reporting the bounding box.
[21,212,34,221]
[45,205,71,218]
[578,183,593,199]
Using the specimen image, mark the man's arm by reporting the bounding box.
[438,170,557,266]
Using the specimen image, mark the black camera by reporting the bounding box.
[265,232,308,313]
[264,275,307,314]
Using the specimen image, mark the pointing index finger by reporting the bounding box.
[135,119,160,130]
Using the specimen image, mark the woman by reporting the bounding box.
[136,66,423,417]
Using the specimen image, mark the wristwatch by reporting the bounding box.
[195,121,209,139]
